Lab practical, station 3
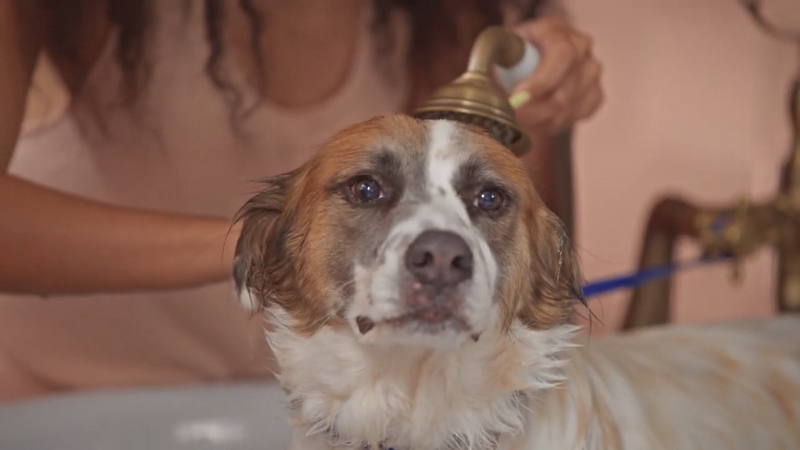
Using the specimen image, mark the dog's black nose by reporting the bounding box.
[404,230,473,288]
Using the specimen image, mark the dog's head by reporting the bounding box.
[233,115,583,348]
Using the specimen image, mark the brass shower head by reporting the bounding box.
[414,26,539,157]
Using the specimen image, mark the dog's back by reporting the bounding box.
[577,315,800,449]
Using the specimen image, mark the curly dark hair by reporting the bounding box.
[37,0,546,116]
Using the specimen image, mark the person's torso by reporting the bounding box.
[0,1,409,400]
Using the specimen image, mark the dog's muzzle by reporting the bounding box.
[400,229,474,323]
[351,200,498,345]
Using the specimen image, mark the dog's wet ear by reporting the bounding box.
[232,252,255,312]
[232,170,300,313]
[519,207,585,328]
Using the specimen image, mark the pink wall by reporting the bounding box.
[566,0,798,333]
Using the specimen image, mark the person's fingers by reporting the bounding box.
[512,21,580,98]
[547,109,573,134]
[577,58,603,93]
[517,66,603,134]
[514,58,582,129]
[568,59,603,122]
[514,98,556,128]
[510,18,604,131]
[574,84,604,122]
[549,63,583,111]
[568,28,594,63]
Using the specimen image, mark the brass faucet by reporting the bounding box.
[414,26,533,156]
[623,4,800,329]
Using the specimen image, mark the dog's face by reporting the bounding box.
[234,115,583,348]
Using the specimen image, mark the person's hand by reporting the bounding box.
[508,17,604,135]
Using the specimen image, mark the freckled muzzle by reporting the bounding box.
[392,230,474,326]
[355,229,476,336]
[352,217,496,345]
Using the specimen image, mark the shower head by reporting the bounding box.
[413,26,540,157]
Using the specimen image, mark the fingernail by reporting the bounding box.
[509,91,531,110]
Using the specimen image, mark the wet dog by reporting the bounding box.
[233,115,800,450]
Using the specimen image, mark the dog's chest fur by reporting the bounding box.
[270,313,800,450]
[268,307,582,450]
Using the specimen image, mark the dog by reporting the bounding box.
[232,114,800,450]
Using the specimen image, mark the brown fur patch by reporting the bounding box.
[233,115,428,335]
[515,205,584,329]
[458,129,585,331]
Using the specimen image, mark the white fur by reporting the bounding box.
[269,306,581,450]
[347,120,497,348]
[425,120,471,225]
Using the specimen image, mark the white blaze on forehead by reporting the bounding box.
[347,119,501,344]
[426,120,470,222]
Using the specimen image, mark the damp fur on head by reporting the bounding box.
[412,110,521,147]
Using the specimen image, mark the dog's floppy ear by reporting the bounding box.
[518,207,585,328]
[232,170,300,313]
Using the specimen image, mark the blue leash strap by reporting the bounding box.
[581,255,730,299]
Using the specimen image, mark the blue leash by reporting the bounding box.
[580,205,737,299]
[581,254,731,299]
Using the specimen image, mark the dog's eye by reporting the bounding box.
[348,176,385,203]
[473,187,506,212]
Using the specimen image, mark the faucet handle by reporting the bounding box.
[697,198,752,283]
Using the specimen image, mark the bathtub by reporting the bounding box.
[0,382,292,449]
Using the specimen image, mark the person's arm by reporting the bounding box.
[0,1,240,296]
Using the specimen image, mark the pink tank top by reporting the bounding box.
[0,2,409,400]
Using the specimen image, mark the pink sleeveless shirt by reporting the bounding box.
[0,2,409,400]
